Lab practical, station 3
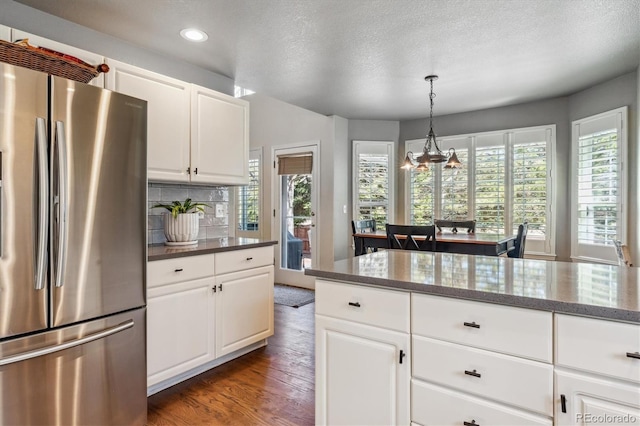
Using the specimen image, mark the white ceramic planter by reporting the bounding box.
[164,213,199,243]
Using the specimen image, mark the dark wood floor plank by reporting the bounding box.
[147,302,315,425]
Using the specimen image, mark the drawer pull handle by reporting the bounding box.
[463,321,480,329]
[463,421,479,426]
[348,302,361,308]
[218,284,222,292]
[560,394,567,413]
[246,257,253,261]
[464,369,481,378]
[399,350,406,364]
[174,268,183,272]
[627,352,640,359]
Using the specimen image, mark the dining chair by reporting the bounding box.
[507,222,528,258]
[612,240,633,267]
[386,224,436,252]
[351,219,376,234]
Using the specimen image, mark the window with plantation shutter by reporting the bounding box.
[441,148,469,221]
[571,107,627,264]
[353,141,395,227]
[475,137,506,234]
[406,139,435,225]
[236,149,261,235]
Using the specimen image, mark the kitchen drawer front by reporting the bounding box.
[315,280,410,333]
[556,314,640,383]
[413,336,553,416]
[412,294,552,362]
[147,254,215,288]
[214,246,273,275]
[412,379,552,426]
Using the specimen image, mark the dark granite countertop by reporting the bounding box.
[148,237,276,261]
[305,251,640,323]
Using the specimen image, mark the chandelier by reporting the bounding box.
[402,75,462,170]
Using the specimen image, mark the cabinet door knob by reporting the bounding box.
[348,302,361,308]
[464,421,479,426]
[463,321,480,329]
[174,268,183,272]
[626,352,640,360]
[560,394,567,413]
[464,369,481,378]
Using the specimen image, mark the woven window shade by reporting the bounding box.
[278,154,312,175]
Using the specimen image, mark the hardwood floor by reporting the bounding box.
[147,302,315,425]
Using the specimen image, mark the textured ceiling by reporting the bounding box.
[15,0,640,120]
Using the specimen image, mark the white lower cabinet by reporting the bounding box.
[555,369,640,425]
[215,265,274,357]
[412,379,552,426]
[315,315,410,426]
[147,247,274,393]
[147,277,215,386]
[315,280,411,425]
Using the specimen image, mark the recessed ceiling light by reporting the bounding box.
[180,28,208,42]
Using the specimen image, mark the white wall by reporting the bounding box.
[332,116,350,261]
[245,93,337,268]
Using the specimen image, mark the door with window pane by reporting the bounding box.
[571,107,627,264]
[273,145,318,289]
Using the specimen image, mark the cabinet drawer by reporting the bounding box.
[316,280,410,333]
[412,294,552,362]
[556,314,640,383]
[412,379,552,426]
[413,336,553,416]
[214,246,273,275]
[147,254,215,288]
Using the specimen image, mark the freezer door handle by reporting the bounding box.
[0,319,134,366]
[34,117,49,290]
[53,121,69,288]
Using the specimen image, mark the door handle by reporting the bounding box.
[0,320,134,366]
[560,394,567,413]
[34,118,48,290]
[464,369,481,378]
[463,321,480,329]
[399,350,406,364]
[348,302,360,307]
[627,352,640,359]
[463,421,479,426]
[53,121,69,288]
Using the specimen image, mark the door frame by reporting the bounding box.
[271,142,320,289]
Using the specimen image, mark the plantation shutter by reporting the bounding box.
[441,147,469,221]
[406,139,435,225]
[474,134,505,234]
[237,150,260,232]
[353,141,395,226]
[571,107,627,264]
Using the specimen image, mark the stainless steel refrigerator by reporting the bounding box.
[0,63,147,425]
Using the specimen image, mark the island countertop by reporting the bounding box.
[148,237,277,261]
[304,251,639,323]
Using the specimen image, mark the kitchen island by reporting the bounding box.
[146,237,277,395]
[305,251,640,426]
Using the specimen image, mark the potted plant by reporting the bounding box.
[153,198,209,245]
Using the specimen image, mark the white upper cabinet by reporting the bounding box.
[191,85,249,185]
[0,25,10,41]
[11,30,106,88]
[105,59,191,182]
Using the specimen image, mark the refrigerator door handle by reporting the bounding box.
[0,319,134,366]
[34,117,48,290]
[53,121,68,288]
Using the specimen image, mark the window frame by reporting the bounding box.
[352,140,395,227]
[570,106,628,265]
[404,125,556,258]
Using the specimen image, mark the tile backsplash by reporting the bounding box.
[148,183,229,244]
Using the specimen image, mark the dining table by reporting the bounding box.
[352,230,517,257]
